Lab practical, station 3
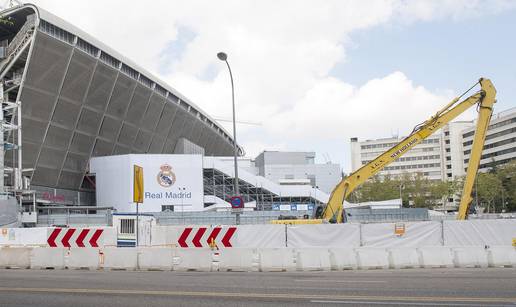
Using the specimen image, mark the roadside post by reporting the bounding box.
[230,196,244,224]
[133,165,144,247]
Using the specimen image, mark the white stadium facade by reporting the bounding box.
[0,4,242,207]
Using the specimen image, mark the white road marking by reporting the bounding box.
[310,300,514,306]
[295,279,386,283]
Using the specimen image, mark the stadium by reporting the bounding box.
[0,3,242,209]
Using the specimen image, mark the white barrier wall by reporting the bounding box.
[287,224,360,248]
[0,227,117,247]
[361,221,442,247]
[2,220,515,249]
[443,220,516,246]
[150,225,182,247]
[150,225,286,248]
[0,227,48,246]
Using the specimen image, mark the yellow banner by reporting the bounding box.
[133,165,144,203]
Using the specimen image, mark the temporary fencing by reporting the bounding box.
[3,220,514,249]
[295,248,331,271]
[0,219,514,272]
[287,224,360,248]
[151,224,285,248]
[452,246,489,268]
[0,228,48,246]
[361,221,442,247]
[443,220,515,246]
[0,245,513,271]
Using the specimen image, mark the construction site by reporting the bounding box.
[0,2,515,307]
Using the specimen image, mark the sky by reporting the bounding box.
[23,0,516,172]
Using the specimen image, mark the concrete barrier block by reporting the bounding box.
[487,246,516,267]
[102,247,137,270]
[173,248,213,271]
[30,247,66,269]
[138,247,174,271]
[388,248,421,269]
[418,246,454,268]
[218,248,256,272]
[356,248,389,269]
[258,248,295,272]
[452,246,489,268]
[65,248,100,270]
[296,248,331,271]
[329,248,358,270]
[0,247,31,268]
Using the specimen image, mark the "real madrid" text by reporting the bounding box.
[145,191,192,199]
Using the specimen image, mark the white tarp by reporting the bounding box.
[286,224,361,248]
[361,221,442,247]
[233,225,286,248]
[443,220,516,246]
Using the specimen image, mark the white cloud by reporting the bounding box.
[25,0,511,170]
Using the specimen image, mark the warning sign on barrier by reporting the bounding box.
[394,223,406,237]
[178,227,236,248]
[47,228,104,248]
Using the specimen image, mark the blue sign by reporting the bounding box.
[230,196,244,208]
[291,204,297,211]
[308,204,315,211]
[272,204,280,210]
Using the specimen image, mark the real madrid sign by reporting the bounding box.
[145,163,192,200]
[157,164,176,187]
[90,154,204,213]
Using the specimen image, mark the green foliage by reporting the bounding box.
[348,160,516,212]
[475,172,503,213]
[350,172,462,209]
[490,160,516,212]
[0,17,14,26]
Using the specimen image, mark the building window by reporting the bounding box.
[39,20,75,44]
[100,51,121,68]
[162,205,174,212]
[120,219,135,234]
[76,38,99,56]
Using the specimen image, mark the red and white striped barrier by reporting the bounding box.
[47,228,104,248]
[178,227,236,248]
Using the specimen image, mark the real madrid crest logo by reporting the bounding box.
[157,164,176,188]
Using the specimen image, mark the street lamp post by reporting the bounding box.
[217,52,241,225]
[179,187,185,225]
[399,184,404,220]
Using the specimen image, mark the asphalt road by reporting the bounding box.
[0,268,514,306]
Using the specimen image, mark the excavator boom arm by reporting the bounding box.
[322,78,496,223]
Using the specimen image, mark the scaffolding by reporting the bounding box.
[0,13,37,225]
[202,168,322,211]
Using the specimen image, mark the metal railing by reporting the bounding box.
[154,210,313,226]
[7,15,35,56]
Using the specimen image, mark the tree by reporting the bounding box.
[494,160,516,212]
[475,172,503,213]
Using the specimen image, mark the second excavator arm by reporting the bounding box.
[318,78,496,223]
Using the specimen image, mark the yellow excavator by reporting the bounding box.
[273,78,496,224]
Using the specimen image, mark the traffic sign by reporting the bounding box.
[133,165,144,203]
[230,196,244,208]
